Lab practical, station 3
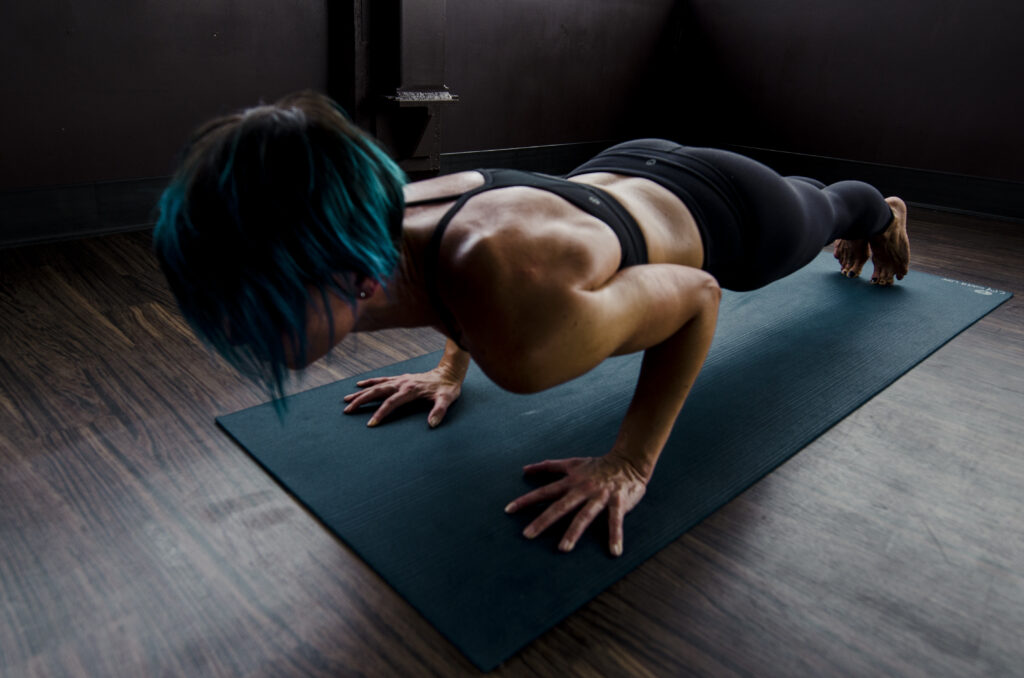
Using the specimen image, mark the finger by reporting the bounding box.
[559,497,608,552]
[344,388,384,403]
[522,457,587,475]
[522,492,588,540]
[427,397,450,429]
[505,478,570,514]
[367,391,414,427]
[607,495,625,557]
[355,376,396,388]
[343,386,394,413]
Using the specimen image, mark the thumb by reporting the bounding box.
[428,401,449,428]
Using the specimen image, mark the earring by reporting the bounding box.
[359,291,368,299]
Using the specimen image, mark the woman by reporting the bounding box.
[154,91,909,557]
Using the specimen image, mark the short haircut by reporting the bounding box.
[152,91,407,409]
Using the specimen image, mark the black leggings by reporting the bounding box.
[568,139,893,291]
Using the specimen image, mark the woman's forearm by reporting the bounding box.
[608,285,720,481]
[436,338,471,382]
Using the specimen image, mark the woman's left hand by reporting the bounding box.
[504,454,648,556]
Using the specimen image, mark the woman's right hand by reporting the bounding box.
[342,367,463,428]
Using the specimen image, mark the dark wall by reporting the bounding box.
[3,0,1020,247]
[441,0,680,152]
[680,0,1024,182]
[0,2,328,191]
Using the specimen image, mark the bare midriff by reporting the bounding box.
[567,171,704,269]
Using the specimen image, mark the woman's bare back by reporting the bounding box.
[404,170,705,271]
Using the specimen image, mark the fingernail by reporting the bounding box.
[367,418,378,427]
[559,539,574,552]
[428,417,439,428]
[523,527,535,539]
[504,502,516,514]
[612,542,623,557]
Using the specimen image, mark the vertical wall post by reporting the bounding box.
[377,0,459,177]
[330,0,457,177]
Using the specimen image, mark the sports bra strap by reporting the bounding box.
[420,171,498,347]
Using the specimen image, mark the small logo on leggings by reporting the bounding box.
[646,158,657,166]
[588,196,601,205]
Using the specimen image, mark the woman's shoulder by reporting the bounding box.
[403,171,485,205]
[440,188,620,293]
[435,195,621,367]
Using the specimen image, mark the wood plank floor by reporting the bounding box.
[1,207,1021,677]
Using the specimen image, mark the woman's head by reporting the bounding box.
[152,90,406,405]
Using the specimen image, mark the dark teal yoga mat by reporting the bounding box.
[217,253,1010,671]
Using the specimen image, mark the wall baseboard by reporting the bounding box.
[440,141,613,176]
[448,141,1024,222]
[3,143,1019,250]
[0,177,167,250]
[724,145,1024,223]
[0,142,605,249]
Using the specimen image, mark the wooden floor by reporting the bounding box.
[1,208,1021,677]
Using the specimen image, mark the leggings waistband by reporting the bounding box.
[567,140,751,287]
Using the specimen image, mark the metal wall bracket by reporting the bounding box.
[386,87,460,107]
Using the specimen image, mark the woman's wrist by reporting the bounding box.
[434,361,468,384]
[436,340,471,382]
[606,445,658,484]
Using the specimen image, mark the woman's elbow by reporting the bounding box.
[702,273,722,308]
[282,335,319,371]
[284,355,307,371]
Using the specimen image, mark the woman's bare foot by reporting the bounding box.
[869,197,910,286]
[834,237,871,278]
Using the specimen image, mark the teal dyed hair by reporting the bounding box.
[152,90,407,409]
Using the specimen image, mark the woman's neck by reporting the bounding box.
[352,222,439,332]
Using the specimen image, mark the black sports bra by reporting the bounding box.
[406,168,649,347]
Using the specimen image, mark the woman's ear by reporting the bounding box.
[334,272,379,301]
[356,276,381,301]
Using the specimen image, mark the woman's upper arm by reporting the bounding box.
[589,264,721,356]
[464,263,721,393]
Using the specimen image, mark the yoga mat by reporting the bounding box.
[217,252,1010,671]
